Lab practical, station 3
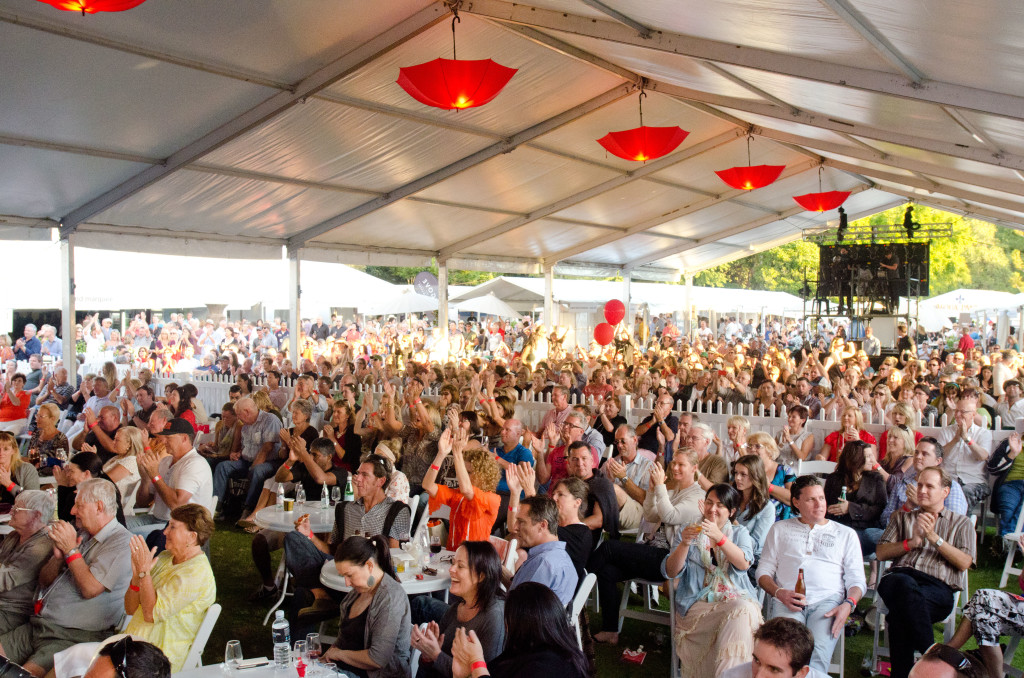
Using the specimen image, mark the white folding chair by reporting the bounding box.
[568,573,598,650]
[1003,634,1024,678]
[999,508,1024,587]
[795,460,836,477]
[828,631,845,678]
[181,603,222,671]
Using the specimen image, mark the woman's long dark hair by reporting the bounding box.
[460,541,504,613]
[503,582,587,677]
[838,440,868,489]
[733,455,769,518]
[334,534,397,581]
[173,385,195,419]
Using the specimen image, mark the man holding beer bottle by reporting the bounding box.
[756,475,866,674]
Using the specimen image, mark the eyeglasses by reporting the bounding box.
[922,643,972,672]
[562,423,582,431]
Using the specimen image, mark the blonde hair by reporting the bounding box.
[883,426,916,469]
[0,432,24,474]
[841,405,865,430]
[747,431,780,460]
[727,415,750,432]
[118,426,146,457]
[37,402,60,425]
[102,361,118,388]
[463,446,501,493]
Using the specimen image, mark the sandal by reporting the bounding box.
[237,519,259,531]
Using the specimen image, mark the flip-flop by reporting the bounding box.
[236,519,258,531]
[244,524,261,534]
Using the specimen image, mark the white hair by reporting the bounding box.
[77,478,117,516]
[16,489,55,523]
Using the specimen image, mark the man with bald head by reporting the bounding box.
[71,405,121,463]
[212,397,281,518]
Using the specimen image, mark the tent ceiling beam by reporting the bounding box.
[289,82,638,248]
[576,0,652,38]
[460,0,1024,122]
[435,128,744,259]
[940,106,1002,153]
[751,126,1024,198]
[815,0,924,83]
[57,4,449,237]
[647,81,1024,174]
[0,8,292,91]
[821,159,1024,216]
[911,197,1024,232]
[696,61,800,114]
[626,183,876,268]
[542,159,820,265]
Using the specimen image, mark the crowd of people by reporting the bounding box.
[0,308,1020,678]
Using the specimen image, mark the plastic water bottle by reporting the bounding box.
[275,483,285,509]
[320,482,329,510]
[295,484,306,505]
[271,610,291,669]
[344,476,355,502]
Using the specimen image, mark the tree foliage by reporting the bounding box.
[694,205,1024,295]
[361,263,499,286]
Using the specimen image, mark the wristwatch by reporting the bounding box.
[932,536,945,548]
[139,571,148,579]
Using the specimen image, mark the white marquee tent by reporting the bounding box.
[4,0,1024,372]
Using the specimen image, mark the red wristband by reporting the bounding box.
[414,399,422,405]
[151,475,161,484]
[65,552,83,565]
[716,536,727,547]
[902,539,911,552]
[87,422,97,430]
[430,464,440,471]
[129,584,141,592]
[471,661,487,671]
[872,463,881,471]
[4,482,15,493]
[143,447,151,451]
[479,398,486,405]
[768,484,776,493]
[282,463,291,472]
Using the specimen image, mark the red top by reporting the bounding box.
[0,390,28,423]
[175,408,198,433]
[822,429,877,463]
[429,484,501,552]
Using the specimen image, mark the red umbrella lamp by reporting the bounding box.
[36,0,147,13]
[715,136,785,190]
[597,89,688,162]
[397,11,516,110]
[792,168,850,212]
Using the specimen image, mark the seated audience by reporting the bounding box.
[748,433,795,520]
[0,490,55,634]
[25,403,69,472]
[732,455,776,579]
[0,374,29,435]
[564,441,618,544]
[720,617,828,678]
[0,431,40,505]
[823,440,886,557]
[757,475,865,674]
[423,428,500,552]
[100,426,145,517]
[449,582,588,678]
[323,535,411,678]
[876,466,976,678]
[509,496,577,606]
[0,478,131,677]
[412,542,506,678]
[589,447,702,644]
[774,405,814,465]
[601,425,653,530]
[663,483,761,677]
[818,406,876,463]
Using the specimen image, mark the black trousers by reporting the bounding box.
[590,539,669,632]
[878,567,955,678]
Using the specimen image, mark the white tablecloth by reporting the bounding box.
[253,504,334,533]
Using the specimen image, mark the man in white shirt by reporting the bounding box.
[130,418,213,549]
[602,425,653,530]
[757,475,865,674]
[934,396,992,511]
[721,618,828,678]
[862,326,881,356]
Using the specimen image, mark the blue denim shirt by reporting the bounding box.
[661,523,758,616]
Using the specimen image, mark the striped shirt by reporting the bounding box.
[880,507,975,590]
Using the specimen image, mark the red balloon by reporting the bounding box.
[594,323,614,346]
[604,299,625,326]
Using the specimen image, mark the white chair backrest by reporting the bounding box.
[181,603,222,671]
[568,573,598,649]
[796,460,836,477]
[411,622,427,678]
[504,538,518,571]
[406,494,421,535]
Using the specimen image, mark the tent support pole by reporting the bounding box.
[60,234,77,389]
[544,266,555,327]
[288,248,302,363]
[621,272,631,330]
[684,273,693,339]
[438,259,449,341]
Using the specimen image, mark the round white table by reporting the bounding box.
[253,503,334,533]
[320,548,454,595]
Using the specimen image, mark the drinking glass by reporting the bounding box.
[294,640,308,667]
[429,535,442,562]
[331,485,342,505]
[224,640,242,673]
[306,633,322,662]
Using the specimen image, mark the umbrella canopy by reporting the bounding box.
[454,293,522,320]
[359,289,442,316]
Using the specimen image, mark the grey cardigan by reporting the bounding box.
[422,598,506,678]
[336,574,411,678]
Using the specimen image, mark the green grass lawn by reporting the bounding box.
[201,524,1024,677]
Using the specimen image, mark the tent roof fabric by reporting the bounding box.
[2,0,1023,278]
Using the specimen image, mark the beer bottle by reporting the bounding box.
[794,568,806,608]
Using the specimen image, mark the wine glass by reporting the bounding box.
[224,640,242,673]
[429,534,442,561]
[293,640,308,668]
[331,485,342,505]
[306,633,322,663]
